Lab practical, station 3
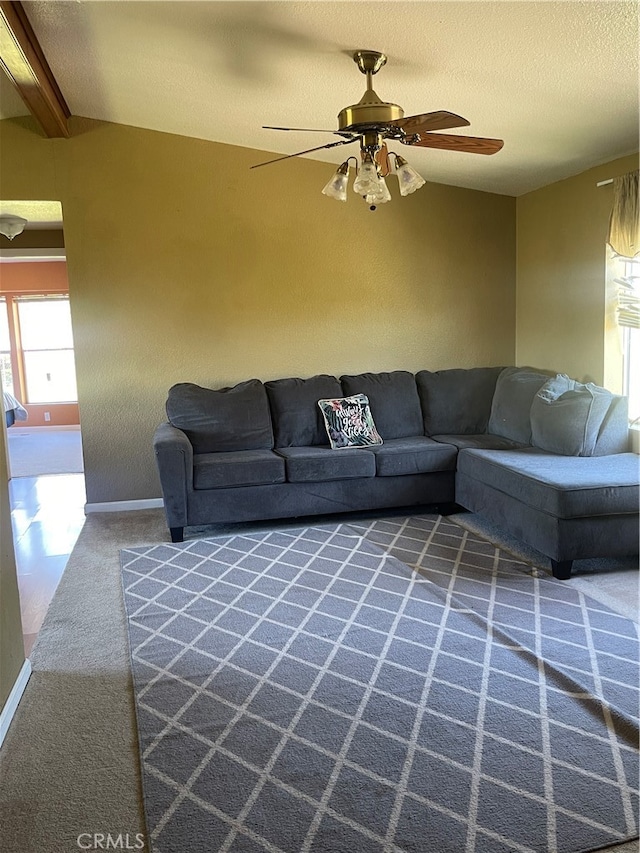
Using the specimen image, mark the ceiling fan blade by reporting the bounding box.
[250,138,356,169]
[375,143,391,177]
[263,126,357,136]
[404,132,504,155]
[390,110,470,134]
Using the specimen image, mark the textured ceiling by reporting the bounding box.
[4,1,640,196]
[0,200,63,228]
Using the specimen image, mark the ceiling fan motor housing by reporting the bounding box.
[338,95,404,131]
[338,50,404,131]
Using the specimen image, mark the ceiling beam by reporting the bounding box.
[0,0,70,137]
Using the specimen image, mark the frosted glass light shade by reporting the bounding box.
[395,160,426,196]
[365,177,391,205]
[353,161,380,195]
[321,164,349,201]
[0,215,27,240]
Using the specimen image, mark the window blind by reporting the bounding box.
[616,274,640,329]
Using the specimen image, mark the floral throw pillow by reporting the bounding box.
[317,394,383,449]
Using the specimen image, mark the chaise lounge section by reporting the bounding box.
[154,366,639,579]
[455,448,639,579]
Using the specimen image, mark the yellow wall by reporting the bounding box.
[0,116,516,504]
[515,153,639,384]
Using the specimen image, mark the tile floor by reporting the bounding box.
[9,473,86,656]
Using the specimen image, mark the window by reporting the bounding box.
[16,296,78,403]
[0,293,78,408]
[0,298,13,395]
[606,170,639,422]
[615,256,640,422]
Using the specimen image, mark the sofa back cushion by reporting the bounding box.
[530,374,613,456]
[487,367,550,444]
[340,371,423,439]
[265,374,342,446]
[416,367,504,435]
[166,380,273,453]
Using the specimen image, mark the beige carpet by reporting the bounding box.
[451,513,640,623]
[0,508,638,853]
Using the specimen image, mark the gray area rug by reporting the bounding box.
[120,515,639,853]
[7,427,84,476]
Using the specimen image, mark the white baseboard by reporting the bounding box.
[0,659,32,748]
[8,424,80,432]
[85,498,164,513]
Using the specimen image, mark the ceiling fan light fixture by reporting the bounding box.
[365,176,391,205]
[353,158,380,196]
[321,161,350,201]
[0,214,28,240]
[393,154,426,196]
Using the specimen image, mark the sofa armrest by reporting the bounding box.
[593,396,630,455]
[153,422,194,527]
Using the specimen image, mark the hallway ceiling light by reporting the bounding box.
[0,215,28,240]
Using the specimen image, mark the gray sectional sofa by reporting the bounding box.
[154,366,639,579]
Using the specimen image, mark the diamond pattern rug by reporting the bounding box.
[120,515,639,853]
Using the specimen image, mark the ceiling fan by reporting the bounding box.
[251,50,504,207]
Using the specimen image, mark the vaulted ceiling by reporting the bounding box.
[1,1,638,197]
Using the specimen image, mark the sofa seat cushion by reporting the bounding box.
[365,437,458,476]
[457,448,640,519]
[275,446,375,483]
[340,371,423,439]
[432,434,526,451]
[193,450,285,490]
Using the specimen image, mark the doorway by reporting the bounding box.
[1,200,85,656]
[0,202,83,477]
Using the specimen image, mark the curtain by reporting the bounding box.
[608,170,639,258]
[609,171,640,329]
